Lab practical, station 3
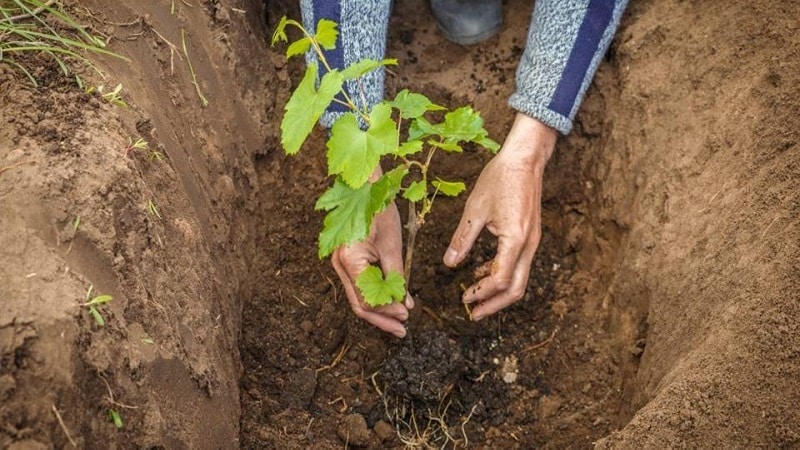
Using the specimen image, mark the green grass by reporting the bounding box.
[0,0,126,85]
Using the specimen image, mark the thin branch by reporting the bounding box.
[51,404,78,448]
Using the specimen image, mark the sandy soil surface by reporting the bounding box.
[1,0,797,448]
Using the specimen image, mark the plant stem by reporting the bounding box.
[404,200,420,286]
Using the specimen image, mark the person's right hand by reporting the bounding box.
[331,172,414,338]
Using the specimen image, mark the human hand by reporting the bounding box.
[443,113,557,321]
[331,170,414,338]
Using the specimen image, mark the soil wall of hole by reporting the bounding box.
[0,0,797,448]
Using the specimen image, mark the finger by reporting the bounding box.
[444,211,485,267]
[462,234,523,303]
[470,232,541,321]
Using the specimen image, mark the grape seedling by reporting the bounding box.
[273,17,498,307]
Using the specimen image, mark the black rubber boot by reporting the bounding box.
[430,0,503,45]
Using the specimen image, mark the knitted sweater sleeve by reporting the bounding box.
[509,0,628,134]
[300,0,628,135]
[300,0,391,128]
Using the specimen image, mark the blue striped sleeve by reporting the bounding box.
[508,0,628,134]
[300,0,391,128]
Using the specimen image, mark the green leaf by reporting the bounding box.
[355,266,406,307]
[371,167,408,211]
[315,169,405,259]
[281,64,344,155]
[442,106,486,142]
[432,179,466,197]
[403,180,427,202]
[271,16,288,45]
[86,294,113,306]
[428,140,462,152]
[315,19,339,50]
[474,135,501,153]
[340,58,398,81]
[408,116,443,141]
[327,103,398,188]
[286,36,311,58]
[316,179,373,258]
[89,307,105,327]
[109,409,123,429]
[395,140,423,157]
[389,89,445,119]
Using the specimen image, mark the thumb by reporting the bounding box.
[444,212,484,267]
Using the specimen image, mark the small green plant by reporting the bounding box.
[108,409,123,428]
[123,137,148,157]
[273,18,498,307]
[147,199,161,219]
[0,0,126,85]
[82,285,112,326]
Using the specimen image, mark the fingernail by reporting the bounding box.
[396,328,407,338]
[444,248,458,266]
[405,294,415,309]
[472,313,484,322]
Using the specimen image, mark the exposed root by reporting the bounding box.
[51,404,77,448]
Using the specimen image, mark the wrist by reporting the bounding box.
[500,113,558,167]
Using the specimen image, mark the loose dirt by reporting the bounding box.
[1,0,798,448]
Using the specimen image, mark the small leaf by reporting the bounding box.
[315,19,339,50]
[340,58,398,81]
[403,180,427,202]
[89,307,105,327]
[281,64,344,155]
[389,89,445,119]
[442,106,485,142]
[408,116,443,141]
[286,36,311,58]
[109,409,123,429]
[371,167,408,211]
[86,294,113,306]
[474,135,501,153]
[355,266,406,307]
[141,337,155,345]
[428,140,462,152]
[327,103,398,188]
[395,140,423,157]
[271,16,289,45]
[432,179,466,197]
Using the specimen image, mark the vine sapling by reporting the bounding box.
[273,17,499,308]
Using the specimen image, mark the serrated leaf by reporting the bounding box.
[408,116,443,141]
[316,180,372,258]
[428,140,462,152]
[371,167,408,211]
[389,89,445,119]
[315,170,405,259]
[403,180,427,202]
[327,103,398,188]
[474,135,501,153]
[432,179,466,197]
[89,307,105,327]
[395,140,423,157]
[340,58,398,81]
[281,64,344,155]
[315,19,338,50]
[271,16,288,45]
[355,266,406,307]
[442,106,486,142]
[286,36,311,58]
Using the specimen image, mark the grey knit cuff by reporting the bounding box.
[508,94,573,134]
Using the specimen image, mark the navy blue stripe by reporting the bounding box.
[548,0,614,117]
[313,1,348,112]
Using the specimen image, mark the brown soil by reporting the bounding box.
[1,0,798,449]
